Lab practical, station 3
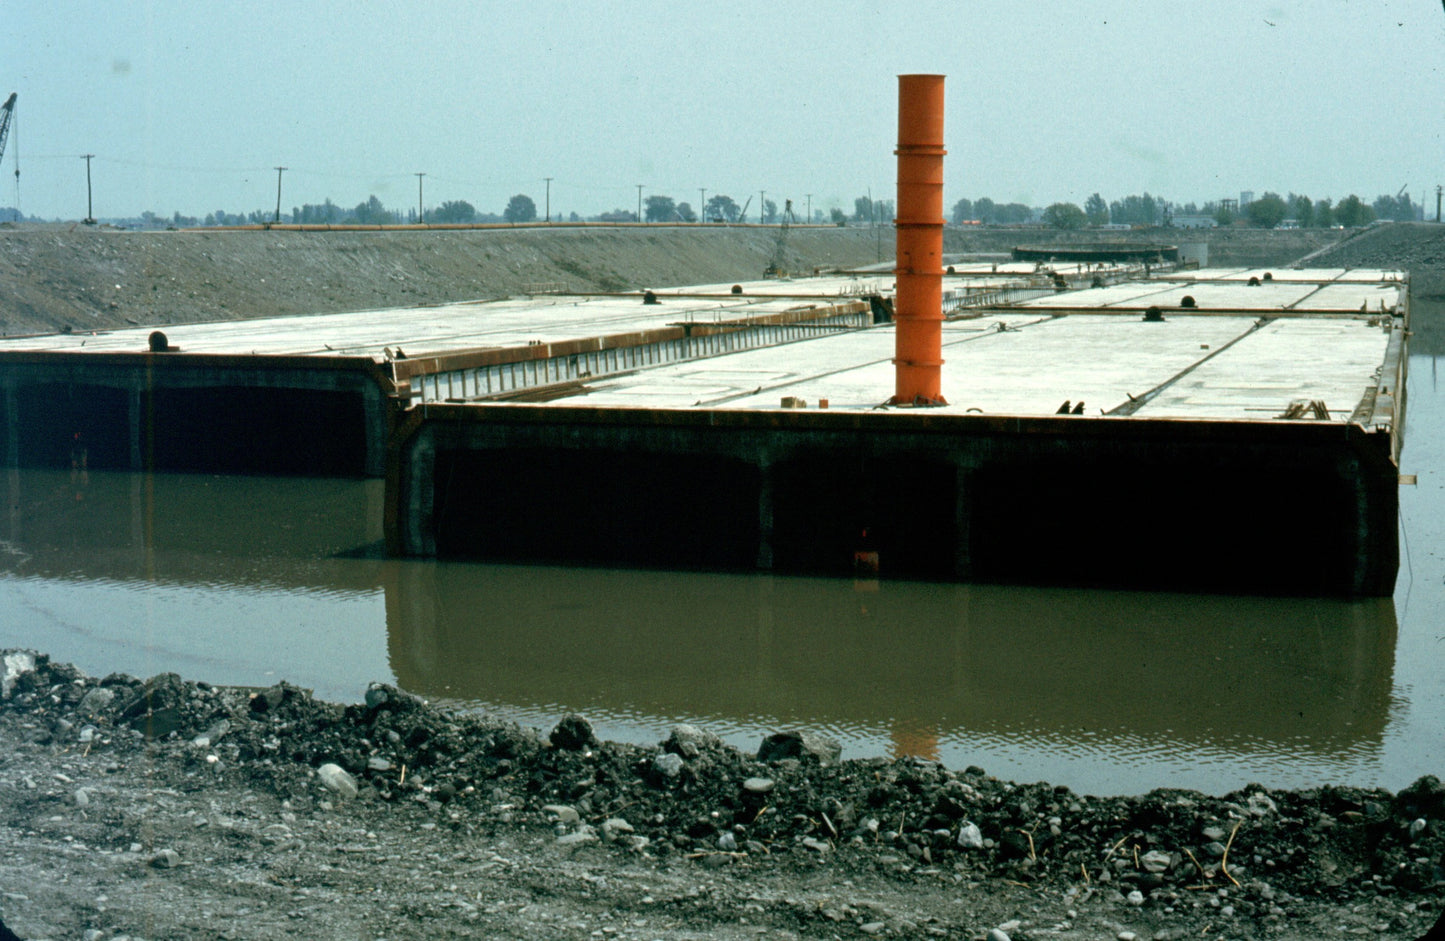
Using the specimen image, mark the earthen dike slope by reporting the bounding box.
[0,223,1343,337]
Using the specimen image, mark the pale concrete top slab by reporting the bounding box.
[0,291,860,359]
[1021,274,1404,313]
[1164,268,1394,283]
[561,313,1268,416]
[569,315,1047,410]
[1294,283,1403,312]
[1134,318,1394,420]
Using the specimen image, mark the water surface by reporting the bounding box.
[2,356,1442,796]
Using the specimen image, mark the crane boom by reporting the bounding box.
[0,94,15,167]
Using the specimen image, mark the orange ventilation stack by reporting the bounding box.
[891,74,947,406]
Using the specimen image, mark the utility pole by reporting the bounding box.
[636,184,643,223]
[806,193,812,224]
[1436,185,1441,223]
[760,190,766,224]
[81,154,95,224]
[544,177,552,222]
[273,167,287,224]
[414,173,425,224]
[699,188,706,223]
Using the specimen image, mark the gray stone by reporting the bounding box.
[549,714,596,751]
[1200,825,1228,842]
[556,826,599,849]
[1202,841,1227,858]
[757,730,842,766]
[860,924,886,935]
[664,724,720,759]
[192,719,230,748]
[651,752,685,782]
[742,776,775,795]
[1126,889,1145,906]
[317,763,358,799]
[986,929,1011,941]
[956,822,984,849]
[77,686,116,716]
[717,831,737,852]
[1409,818,1428,839]
[542,804,580,825]
[1140,849,1172,873]
[74,787,91,807]
[150,848,181,869]
[248,684,287,713]
[801,837,830,853]
[600,818,634,843]
[367,756,393,772]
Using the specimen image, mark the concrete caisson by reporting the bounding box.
[386,405,1400,596]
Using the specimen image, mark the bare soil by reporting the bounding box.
[0,653,1440,941]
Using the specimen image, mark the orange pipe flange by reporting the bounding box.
[891,74,947,406]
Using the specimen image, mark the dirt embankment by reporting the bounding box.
[0,652,1440,940]
[1,223,1342,339]
[0,226,888,337]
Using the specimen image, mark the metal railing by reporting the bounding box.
[407,311,871,404]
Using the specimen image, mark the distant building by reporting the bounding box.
[1174,215,1217,229]
[1240,191,1255,208]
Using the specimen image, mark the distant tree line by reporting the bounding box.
[82,185,1429,231]
[963,189,1422,231]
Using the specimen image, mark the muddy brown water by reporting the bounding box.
[1,357,1441,797]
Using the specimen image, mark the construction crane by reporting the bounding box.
[735,195,753,224]
[0,93,15,172]
[764,199,796,278]
[0,93,16,213]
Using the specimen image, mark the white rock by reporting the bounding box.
[1126,889,1145,906]
[1,651,36,698]
[956,822,984,849]
[316,763,358,799]
[542,804,579,825]
[600,818,634,843]
[150,848,181,868]
[556,826,599,849]
[1140,849,1172,873]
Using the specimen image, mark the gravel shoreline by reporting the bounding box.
[0,650,1440,940]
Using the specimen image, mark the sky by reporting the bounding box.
[4,0,1444,221]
